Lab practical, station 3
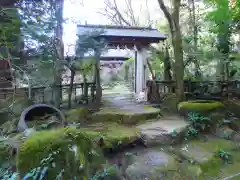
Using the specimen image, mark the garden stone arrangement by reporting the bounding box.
[1,95,240,179]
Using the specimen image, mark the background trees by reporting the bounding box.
[0,0,240,103]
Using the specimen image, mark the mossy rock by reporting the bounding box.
[80,124,140,150]
[17,127,104,179]
[91,107,160,125]
[65,107,89,123]
[178,100,225,116]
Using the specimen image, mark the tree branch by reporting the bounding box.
[157,0,174,31]
[113,0,132,26]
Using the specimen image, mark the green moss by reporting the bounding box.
[173,139,238,179]
[178,100,225,114]
[219,152,240,178]
[191,139,234,152]
[80,124,140,149]
[17,127,103,179]
[198,151,240,179]
[65,107,89,123]
[91,107,160,125]
[174,139,234,165]
[0,143,9,163]
[199,157,222,177]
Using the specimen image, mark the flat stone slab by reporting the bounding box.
[137,116,189,146]
[126,151,177,180]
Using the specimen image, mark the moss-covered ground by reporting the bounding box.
[163,138,240,179]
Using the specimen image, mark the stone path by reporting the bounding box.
[102,93,157,114]
[101,83,189,145]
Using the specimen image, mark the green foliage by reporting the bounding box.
[186,126,199,138]
[215,149,232,163]
[91,165,119,180]
[76,30,106,58]
[171,129,178,137]
[186,112,211,138]
[0,169,18,180]
[188,112,211,130]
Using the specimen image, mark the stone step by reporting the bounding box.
[137,116,189,146]
[126,150,177,180]
[91,106,161,125]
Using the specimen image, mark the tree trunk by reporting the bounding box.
[146,58,155,80]
[172,21,185,101]
[146,58,161,103]
[188,0,199,76]
[94,50,102,105]
[163,45,172,81]
[158,0,185,102]
[68,69,75,109]
[83,74,88,104]
[53,0,64,108]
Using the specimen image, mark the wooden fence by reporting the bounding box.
[0,82,96,106]
[146,80,240,101]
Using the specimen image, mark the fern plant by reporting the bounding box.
[215,149,232,163]
[186,112,212,138]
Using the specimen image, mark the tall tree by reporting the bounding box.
[158,0,185,102]
[53,0,64,108]
[206,0,233,80]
